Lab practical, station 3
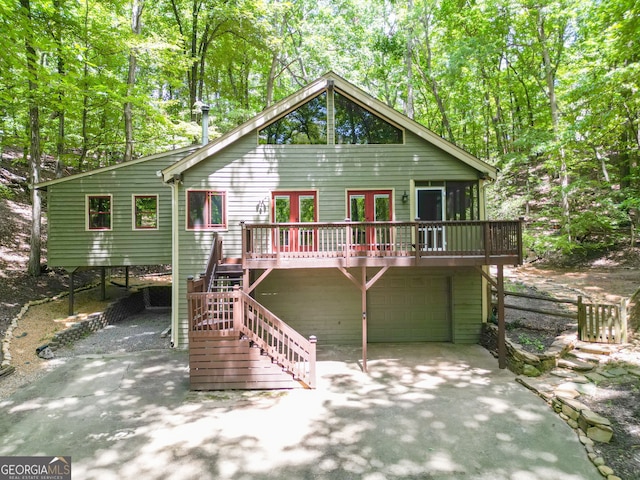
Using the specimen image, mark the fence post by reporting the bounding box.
[233,285,242,332]
[577,296,585,341]
[620,298,628,344]
[308,335,317,389]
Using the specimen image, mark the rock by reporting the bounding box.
[567,419,579,429]
[597,465,614,476]
[628,369,640,378]
[566,350,604,363]
[581,409,611,427]
[586,424,613,443]
[37,346,55,360]
[578,434,593,446]
[557,357,595,372]
[550,368,576,378]
[607,475,622,480]
[522,364,542,377]
[605,367,628,377]
[584,372,608,383]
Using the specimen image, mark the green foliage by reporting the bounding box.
[0,184,14,200]
[0,0,639,260]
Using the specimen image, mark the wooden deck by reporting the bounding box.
[241,220,523,269]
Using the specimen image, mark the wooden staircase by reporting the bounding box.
[189,334,303,390]
[187,233,316,391]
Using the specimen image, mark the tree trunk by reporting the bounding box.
[124,0,144,163]
[405,0,414,119]
[21,0,42,276]
[54,0,65,178]
[537,8,570,240]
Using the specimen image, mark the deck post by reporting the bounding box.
[125,266,129,289]
[233,285,242,332]
[68,269,75,316]
[308,335,317,388]
[100,267,106,300]
[361,266,367,373]
[497,264,506,369]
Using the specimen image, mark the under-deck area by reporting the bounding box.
[187,220,522,390]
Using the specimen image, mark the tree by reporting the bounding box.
[20,0,42,276]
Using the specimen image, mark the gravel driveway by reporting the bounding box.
[55,309,171,357]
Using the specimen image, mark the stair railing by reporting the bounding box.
[231,286,316,389]
[204,233,223,292]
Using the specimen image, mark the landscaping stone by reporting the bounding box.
[628,368,640,378]
[586,425,614,443]
[584,372,608,383]
[37,346,54,360]
[581,409,611,427]
[522,364,542,377]
[557,357,595,372]
[597,465,614,476]
[604,367,628,377]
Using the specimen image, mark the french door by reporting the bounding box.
[416,187,445,250]
[272,191,317,251]
[347,190,392,248]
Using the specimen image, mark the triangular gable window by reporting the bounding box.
[259,93,327,145]
[334,92,403,144]
[259,89,403,145]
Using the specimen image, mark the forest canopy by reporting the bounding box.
[1,0,639,260]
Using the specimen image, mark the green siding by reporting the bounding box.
[452,268,483,343]
[174,131,483,347]
[46,148,195,269]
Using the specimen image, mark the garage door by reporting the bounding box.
[368,269,451,342]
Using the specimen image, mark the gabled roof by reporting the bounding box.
[36,145,200,190]
[162,71,496,182]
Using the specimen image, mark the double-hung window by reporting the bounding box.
[133,195,158,230]
[87,195,112,231]
[187,190,226,230]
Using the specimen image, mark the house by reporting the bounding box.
[38,72,521,390]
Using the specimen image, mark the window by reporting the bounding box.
[187,190,226,229]
[258,88,404,145]
[259,93,327,145]
[87,195,112,230]
[335,92,403,144]
[446,182,479,220]
[133,195,158,230]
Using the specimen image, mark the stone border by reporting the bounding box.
[481,322,628,480]
[1,282,100,369]
[0,285,171,372]
[480,323,575,376]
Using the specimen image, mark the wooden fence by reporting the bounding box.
[492,289,628,344]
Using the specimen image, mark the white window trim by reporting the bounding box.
[85,194,113,231]
[132,194,159,231]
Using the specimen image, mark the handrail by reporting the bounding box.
[242,220,523,264]
[204,233,223,292]
[187,284,316,388]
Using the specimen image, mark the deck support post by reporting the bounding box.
[100,267,106,300]
[125,266,129,289]
[69,270,74,316]
[497,264,506,369]
[361,266,367,373]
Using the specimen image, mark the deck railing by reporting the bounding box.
[242,220,523,267]
[188,284,316,388]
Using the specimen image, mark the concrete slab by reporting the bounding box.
[0,344,601,480]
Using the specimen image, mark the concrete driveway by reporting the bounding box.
[0,343,600,480]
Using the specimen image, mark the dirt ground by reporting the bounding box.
[502,264,640,480]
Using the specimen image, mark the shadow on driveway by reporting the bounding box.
[0,340,600,479]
